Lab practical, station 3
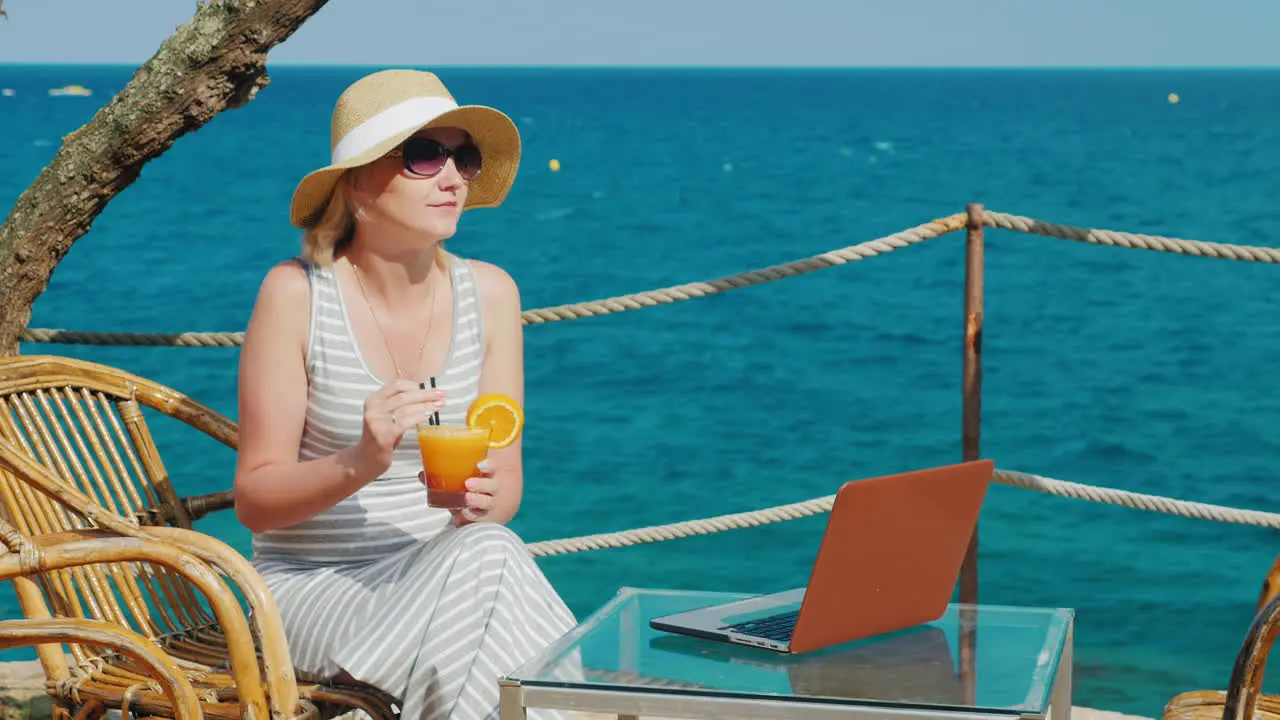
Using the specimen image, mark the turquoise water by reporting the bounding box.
[3,65,1280,716]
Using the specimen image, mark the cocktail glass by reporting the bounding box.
[417,424,491,509]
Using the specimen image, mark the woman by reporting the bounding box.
[233,69,576,720]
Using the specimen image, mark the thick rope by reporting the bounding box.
[20,210,1280,345]
[983,212,1280,263]
[519,212,967,325]
[992,469,1280,526]
[526,493,836,557]
[525,467,1280,557]
[18,213,968,347]
[19,328,245,348]
[21,209,1280,347]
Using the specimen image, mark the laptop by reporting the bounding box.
[649,459,994,654]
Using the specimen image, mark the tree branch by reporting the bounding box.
[0,0,330,354]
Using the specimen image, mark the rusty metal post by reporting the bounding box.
[959,203,985,704]
[961,202,984,604]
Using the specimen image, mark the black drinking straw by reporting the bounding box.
[429,376,440,426]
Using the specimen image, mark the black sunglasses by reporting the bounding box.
[387,136,483,180]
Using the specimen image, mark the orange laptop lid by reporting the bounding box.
[788,459,994,653]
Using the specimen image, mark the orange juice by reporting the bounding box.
[417,424,490,508]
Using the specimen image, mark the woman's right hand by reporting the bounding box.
[355,379,445,479]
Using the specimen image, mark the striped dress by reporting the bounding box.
[250,253,577,720]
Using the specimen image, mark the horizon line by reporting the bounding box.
[2,61,1279,71]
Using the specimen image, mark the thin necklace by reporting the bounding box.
[351,262,439,380]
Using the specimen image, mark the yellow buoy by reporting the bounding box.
[1168,93,1180,104]
[548,159,561,172]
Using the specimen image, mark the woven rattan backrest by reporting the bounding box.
[0,357,217,663]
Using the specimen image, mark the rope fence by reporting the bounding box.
[22,209,1278,348]
[13,207,1280,550]
[20,212,968,346]
[985,212,1280,263]
[525,468,1280,557]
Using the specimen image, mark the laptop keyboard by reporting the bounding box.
[720,609,799,641]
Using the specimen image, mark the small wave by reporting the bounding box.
[618,221,665,232]
[872,329,934,347]
[781,320,832,336]
[873,140,895,153]
[535,207,575,222]
[1054,437,1160,464]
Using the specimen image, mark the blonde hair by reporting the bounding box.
[300,171,447,269]
[300,174,357,266]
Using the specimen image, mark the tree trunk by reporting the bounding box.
[0,0,330,355]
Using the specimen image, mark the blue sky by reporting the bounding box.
[1,0,1277,67]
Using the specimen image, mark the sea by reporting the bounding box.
[1,64,1279,717]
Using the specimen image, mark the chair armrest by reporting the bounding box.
[0,529,271,720]
[1258,553,1280,610]
[131,526,301,718]
[1223,591,1280,720]
[36,526,301,720]
[136,490,236,525]
[0,618,203,720]
[182,489,236,521]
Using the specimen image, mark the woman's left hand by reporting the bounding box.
[417,461,502,525]
[456,460,499,524]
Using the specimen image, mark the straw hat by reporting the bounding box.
[289,69,521,228]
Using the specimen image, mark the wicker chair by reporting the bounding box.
[1163,554,1280,720]
[0,354,398,720]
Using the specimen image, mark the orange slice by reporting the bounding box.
[466,393,524,449]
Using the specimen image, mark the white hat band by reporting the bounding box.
[330,95,460,164]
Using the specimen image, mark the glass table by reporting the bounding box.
[500,587,1074,720]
